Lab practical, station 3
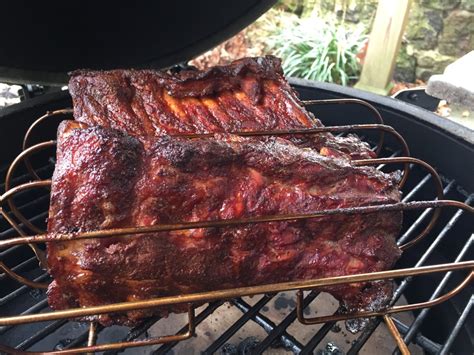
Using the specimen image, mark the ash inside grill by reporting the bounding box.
[0,95,472,355]
[142,292,424,354]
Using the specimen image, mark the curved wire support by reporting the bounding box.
[0,261,471,326]
[0,199,471,354]
[176,124,410,185]
[5,141,56,234]
[1,180,52,205]
[0,260,48,290]
[0,304,195,355]
[0,154,448,293]
[87,321,99,351]
[2,124,410,239]
[383,315,410,355]
[302,98,385,156]
[0,182,48,289]
[21,109,73,181]
[0,181,52,289]
[6,141,56,190]
[296,269,473,325]
[301,99,385,125]
[0,267,470,355]
[354,157,444,250]
[0,197,469,295]
[15,100,386,188]
[1,199,464,253]
[0,92,466,355]
[0,208,48,281]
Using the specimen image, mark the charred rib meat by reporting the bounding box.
[69,56,375,160]
[47,121,402,326]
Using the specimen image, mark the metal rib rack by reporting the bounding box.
[0,99,472,354]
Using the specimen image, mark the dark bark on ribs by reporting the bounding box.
[47,121,402,326]
[69,56,375,160]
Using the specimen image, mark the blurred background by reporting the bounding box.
[190,0,473,126]
[192,0,472,85]
[1,0,473,126]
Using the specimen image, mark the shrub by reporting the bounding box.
[262,12,367,85]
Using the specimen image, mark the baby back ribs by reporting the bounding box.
[69,56,374,160]
[47,121,402,326]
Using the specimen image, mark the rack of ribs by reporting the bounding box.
[68,56,375,160]
[46,121,402,326]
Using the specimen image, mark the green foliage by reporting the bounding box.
[275,0,302,13]
[263,13,367,85]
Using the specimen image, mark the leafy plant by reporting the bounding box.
[263,13,367,85]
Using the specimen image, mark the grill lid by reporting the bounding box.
[0,1,275,85]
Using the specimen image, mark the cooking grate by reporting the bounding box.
[0,99,472,354]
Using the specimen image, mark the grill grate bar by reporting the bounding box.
[0,256,39,282]
[103,316,161,355]
[438,296,474,355]
[61,324,105,351]
[0,164,54,191]
[0,188,50,210]
[299,318,337,354]
[346,317,378,355]
[0,193,50,270]
[252,291,319,354]
[404,194,471,268]
[397,208,435,247]
[391,317,441,354]
[232,297,303,353]
[0,245,24,258]
[0,273,49,306]
[397,181,455,246]
[0,194,50,229]
[377,150,401,169]
[0,298,48,335]
[203,294,273,354]
[0,164,7,175]
[0,193,50,218]
[153,301,222,355]
[402,174,431,203]
[15,319,68,351]
[348,193,472,354]
[301,180,454,353]
[399,230,473,352]
[0,211,48,240]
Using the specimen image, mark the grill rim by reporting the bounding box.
[289,78,474,146]
[290,78,474,193]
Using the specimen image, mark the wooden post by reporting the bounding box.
[354,0,412,95]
